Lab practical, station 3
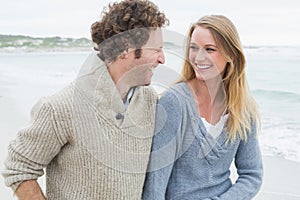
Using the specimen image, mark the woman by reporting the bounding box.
[143,15,263,200]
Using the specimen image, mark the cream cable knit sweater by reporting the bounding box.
[2,59,157,199]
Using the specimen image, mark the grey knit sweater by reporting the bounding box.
[143,82,263,200]
[2,58,158,199]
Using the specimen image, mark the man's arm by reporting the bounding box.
[2,98,67,198]
[15,180,45,200]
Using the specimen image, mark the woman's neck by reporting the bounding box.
[188,78,226,124]
[190,78,223,103]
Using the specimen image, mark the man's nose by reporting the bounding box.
[157,51,165,64]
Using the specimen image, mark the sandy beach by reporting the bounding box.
[254,156,300,200]
[1,50,300,199]
[2,154,300,199]
[1,94,300,199]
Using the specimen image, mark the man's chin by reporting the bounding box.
[143,78,152,86]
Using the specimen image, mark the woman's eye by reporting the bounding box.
[206,48,215,52]
[190,46,198,51]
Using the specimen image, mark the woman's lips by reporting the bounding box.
[196,64,212,69]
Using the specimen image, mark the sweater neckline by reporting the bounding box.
[171,82,237,163]
[172,82,228,142]
[73,54,157,130]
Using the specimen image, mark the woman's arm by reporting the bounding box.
[142,92,184,200]
[211,123,263,200]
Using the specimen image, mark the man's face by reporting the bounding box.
[126,28,165,86]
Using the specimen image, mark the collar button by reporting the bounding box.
[116,113,124,120]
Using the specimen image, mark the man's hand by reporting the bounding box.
[15,180,46,200]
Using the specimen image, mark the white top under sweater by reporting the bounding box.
[201,114,229,139]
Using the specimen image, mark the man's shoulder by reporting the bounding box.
[50,81,75,99]
[136,85,158,101]
[41,82,75,112]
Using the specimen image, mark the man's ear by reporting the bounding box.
[119,50,129,59]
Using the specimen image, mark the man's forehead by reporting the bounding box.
[144,28,163,48]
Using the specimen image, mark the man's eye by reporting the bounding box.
[150,48,161,53]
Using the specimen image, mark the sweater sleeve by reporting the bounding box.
[2,98,67,192]
[142,92,183,200]
[211,123,263,200]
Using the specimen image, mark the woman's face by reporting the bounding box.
[189,25,228,81]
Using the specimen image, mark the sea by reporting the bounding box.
[0,46,299,164]
[0,46,300,199]
[0,46,300,162]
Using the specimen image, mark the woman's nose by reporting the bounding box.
[195,48,206,61]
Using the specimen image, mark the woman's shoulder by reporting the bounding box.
[160,82,192,104]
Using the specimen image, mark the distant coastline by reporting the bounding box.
[0,34,93,53]
[1,34,300,54]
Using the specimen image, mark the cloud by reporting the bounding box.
[1,0,300,45]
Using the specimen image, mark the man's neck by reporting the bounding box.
[107,62,132,102]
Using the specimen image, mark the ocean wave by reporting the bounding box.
[259,127,300,163]
[252,89,300,102]
[244,46,300,58]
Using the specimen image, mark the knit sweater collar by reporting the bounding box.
[74,53,157,130]
[170,82,240,164]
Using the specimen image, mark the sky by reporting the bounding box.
[1,0,300,46]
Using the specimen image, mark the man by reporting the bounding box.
[2,0,168,199]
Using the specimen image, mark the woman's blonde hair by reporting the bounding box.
[179,15,260,142]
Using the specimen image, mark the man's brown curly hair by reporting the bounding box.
[91,0,169,63]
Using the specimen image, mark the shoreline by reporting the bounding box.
[255,156,300,200]
[1,50,300,199]
[1,95,300,199]
[1,155,300,199]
